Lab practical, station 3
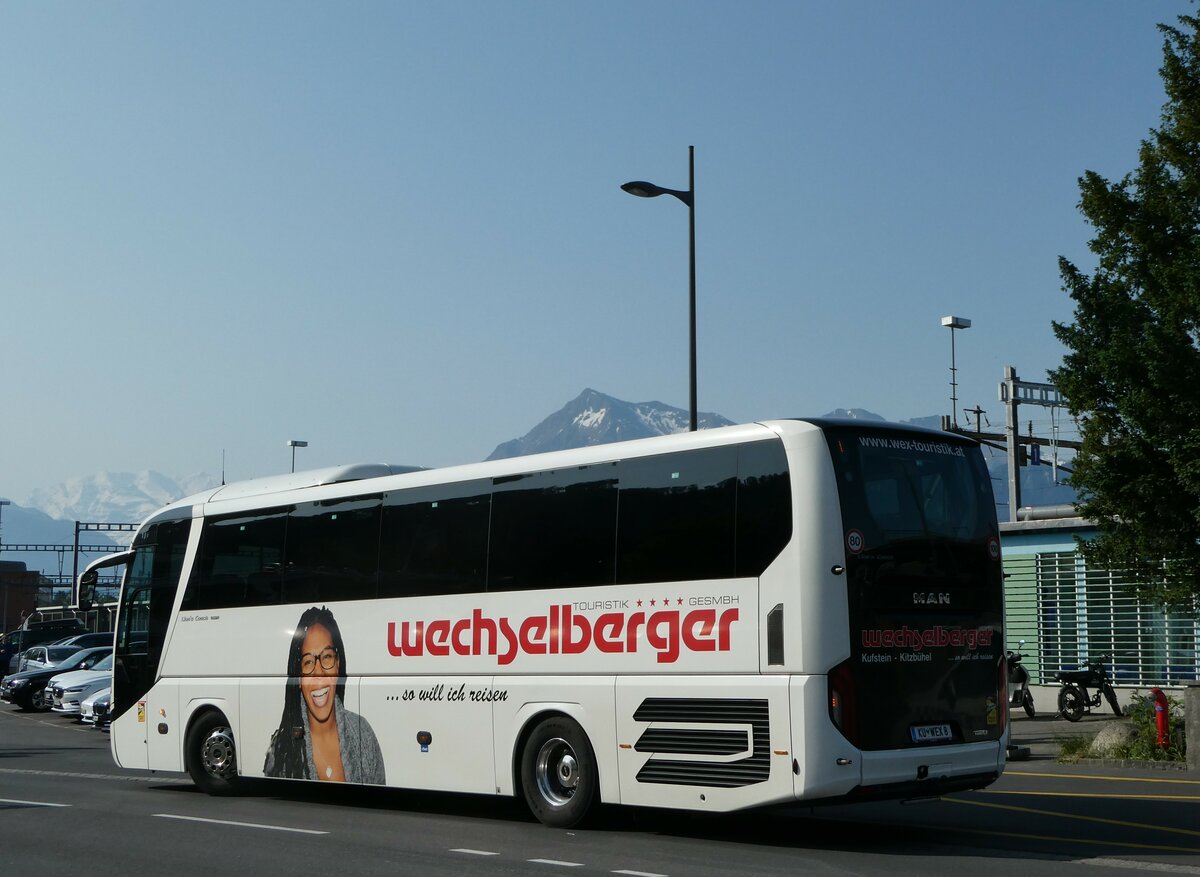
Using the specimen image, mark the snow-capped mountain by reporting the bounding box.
[486,388,735,460]
[2,471,220,577]
[27,471,220,525]
[823,408,886,421]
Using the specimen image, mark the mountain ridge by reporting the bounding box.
[486,388,735,461]
[2,389,1075,577]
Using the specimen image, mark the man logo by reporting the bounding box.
[913,592,951,605]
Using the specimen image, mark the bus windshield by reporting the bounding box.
[112,516,190,718]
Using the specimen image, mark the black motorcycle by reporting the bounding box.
[1006,645,1035,718]
[1055,653,1122,722]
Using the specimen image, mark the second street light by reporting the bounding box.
[940,315,971,427]
[287,439,308,473]
[622,145,698,432]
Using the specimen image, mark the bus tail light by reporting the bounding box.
[828,658,860,746]
[996,654,1007,729]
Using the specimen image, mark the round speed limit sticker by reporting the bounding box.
[846,529,865,555]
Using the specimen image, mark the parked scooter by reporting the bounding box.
[1006,643,1035,718]
[1055,653,1122,722]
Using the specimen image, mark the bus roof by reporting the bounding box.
[140,417,963,526]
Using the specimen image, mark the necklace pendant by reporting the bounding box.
[325,765,332,778]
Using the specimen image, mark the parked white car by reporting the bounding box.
[47,653,113,715]
[80,686,111,727]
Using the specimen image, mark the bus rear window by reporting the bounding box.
[827,430,995,545]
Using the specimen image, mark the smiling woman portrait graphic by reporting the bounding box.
[263,606,385,783]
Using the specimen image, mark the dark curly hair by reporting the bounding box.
[263,606,348,779]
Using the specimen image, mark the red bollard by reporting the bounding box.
[1150,688,1170,749]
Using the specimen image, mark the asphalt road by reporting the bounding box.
[2,705,1197,876]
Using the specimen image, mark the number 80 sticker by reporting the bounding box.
[846,529,865,555]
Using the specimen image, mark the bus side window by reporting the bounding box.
[379,482,490,598]
[488,464,617,591]
[182,509,288,610]
[735,439,792,577]
[285,497,382,604]
[616,446,737,585]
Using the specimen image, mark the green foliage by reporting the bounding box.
[1051,13,1200,608]
[1109,692,1186,761]
[1056,734,1092,762]
[1057,693,1186,762]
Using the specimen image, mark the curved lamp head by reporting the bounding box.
[621,180,692,207]
[621,181,663,198]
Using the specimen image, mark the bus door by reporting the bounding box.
[111,518,192,770]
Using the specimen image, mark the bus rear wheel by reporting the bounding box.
[186,711,241,796]
[520,716,597,828]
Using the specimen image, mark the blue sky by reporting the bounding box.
[0,1,1180,502]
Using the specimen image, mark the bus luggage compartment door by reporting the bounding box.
[615,676,792,812]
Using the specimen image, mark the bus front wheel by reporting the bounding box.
[185,711,241,796]
[519,716,598,828]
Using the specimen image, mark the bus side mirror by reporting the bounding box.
[78,570,97,612]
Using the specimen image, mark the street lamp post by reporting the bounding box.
[622,145,698,432]
[287,440,308,473]
[0,499,10,632]
[940,315,972,427]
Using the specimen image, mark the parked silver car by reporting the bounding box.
[47,653,113,716]
[17,644,82,673]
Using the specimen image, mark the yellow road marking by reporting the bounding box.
[1005,770,1200,785]
[933,826,1200,855]
[985,790,1200,801]
[946,796,1200,838]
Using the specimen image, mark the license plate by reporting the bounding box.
[911,723,952,743]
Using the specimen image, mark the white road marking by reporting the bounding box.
[153,814,328,835]
[528,859,584,867]
[0,766,189,784]
[451,849,500,856]
[613,870,669,877]
[1076,859,1200,875]
[0,798,71,808]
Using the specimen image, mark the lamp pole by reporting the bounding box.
[940,315,972,427]
[287,440,308,473]
[0,499,10,632]
[622,145,698,431]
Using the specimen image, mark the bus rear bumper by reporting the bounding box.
[794,768,1001,807]
[809,741,1004,804]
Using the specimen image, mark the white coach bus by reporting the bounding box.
[92,418,1006,827]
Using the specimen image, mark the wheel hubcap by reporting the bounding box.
[535,737,578,806]
[201,727,237,779]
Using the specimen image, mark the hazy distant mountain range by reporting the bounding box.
[0,388,1075,575]
[28,470,222,525]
